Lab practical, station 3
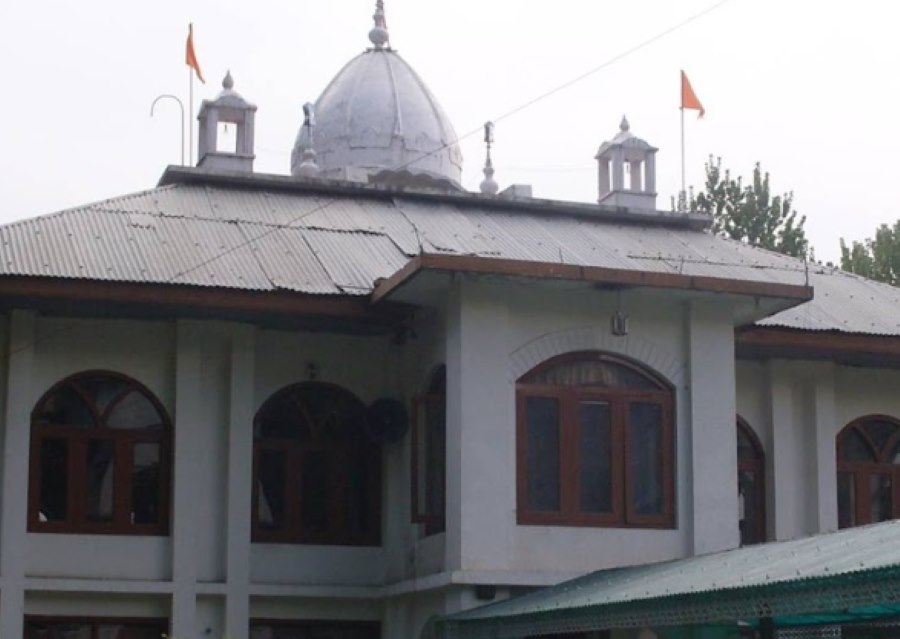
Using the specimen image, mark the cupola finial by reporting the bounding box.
[222,70,234,91]
[295,102,321,178]
[479,121,499,195]
[620,115,630,132]
[369,0,390,48]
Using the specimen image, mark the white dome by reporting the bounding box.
[291,48,463,188]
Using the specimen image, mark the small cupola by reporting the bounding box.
[595,116,658,210]
[197,71,257,172]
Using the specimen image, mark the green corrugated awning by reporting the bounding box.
[442,521,900,639]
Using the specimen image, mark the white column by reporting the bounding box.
[225,324,255,639]
[812,363,838,533]
[0,310,36,638]
[768,360,803,541]
[686,301,739,554]
[611,148,625,191]
[445,280,512,571]
[171,320,203,637]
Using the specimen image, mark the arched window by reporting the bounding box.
[737,418,766,545]
[516,351,674,528]
[253,382,381,546]
[29,372,171,535]
[837,415,900,529]
[411,365,446,536]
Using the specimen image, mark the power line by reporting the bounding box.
[11,0,734,355]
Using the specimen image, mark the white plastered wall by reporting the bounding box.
[736,360,900,542]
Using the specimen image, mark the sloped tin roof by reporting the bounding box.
[0,175,897,335]
[442,520,900,638]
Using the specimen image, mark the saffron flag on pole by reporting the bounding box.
[186,23,205,83]
[680,70,704,118]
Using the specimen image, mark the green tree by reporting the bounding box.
[690,156,808,258]
[840,221,900,285]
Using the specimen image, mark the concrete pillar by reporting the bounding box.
[768,361,810,541]
[598,160,611,199]
[812,364,838,533]
[225,324,255,639]
[445,280,512,572]
[686,301,739,554]
[0,310,35,638]
[645,153,657,194]
[611,148,625,192]
[171,320,203,637]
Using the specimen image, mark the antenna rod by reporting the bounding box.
[150,94,186,166]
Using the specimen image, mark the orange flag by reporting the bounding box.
[185,23,205,83]
[680,70,704,118]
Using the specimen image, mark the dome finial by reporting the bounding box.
[369,0,390,49]
[296,102,321,178]
[223,70,234,90]
[620,115,630,132]
[479,121,499,195]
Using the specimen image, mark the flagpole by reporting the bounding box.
[188,67,194,166]
[680,106,686,194]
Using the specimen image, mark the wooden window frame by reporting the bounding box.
[837,414,900,528]
[251,382,382,547]
[411,365,446,536]
[24,615,168,638]
[27,371,172,536]
[516,352,675,529]
[737,416,766,545]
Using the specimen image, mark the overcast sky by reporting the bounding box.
[0,0,895,263]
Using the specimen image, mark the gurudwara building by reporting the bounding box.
[8,4,900,639]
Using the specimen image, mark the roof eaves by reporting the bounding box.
[371,253,814,305]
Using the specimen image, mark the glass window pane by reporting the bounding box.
[425,396,446,519]
[579,401,612,513]
[345,450,371,537]
[839,428,876,462]
[76,376,129,414]
[870,474,893,523]
[737,426,761,464]
[738,469,762,545]
[107,391,164,430]
[628,402,663,516]
[302,451,329,536]
[34,385,95,428]
[257,449,286,529]
[87,439,115,521]
[132,442,161,525]
[39,438,68,522]
[255,392,311,440]
[525,396,560,512]
[861,419,900,455]
[837,472,856,529]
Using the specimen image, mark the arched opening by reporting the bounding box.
[516,351,674,528]
[253,382,381,546]
[837,415,900,529]
[737,417,766,545]
[29,371,171,535]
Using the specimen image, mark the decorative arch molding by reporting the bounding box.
[509,327,684,385]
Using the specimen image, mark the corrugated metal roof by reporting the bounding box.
[443,520,900,637]
[3,179,899,335]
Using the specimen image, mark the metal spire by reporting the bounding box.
[479,121,499,195]
[296,102,320,178]
[369,0,390,49]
